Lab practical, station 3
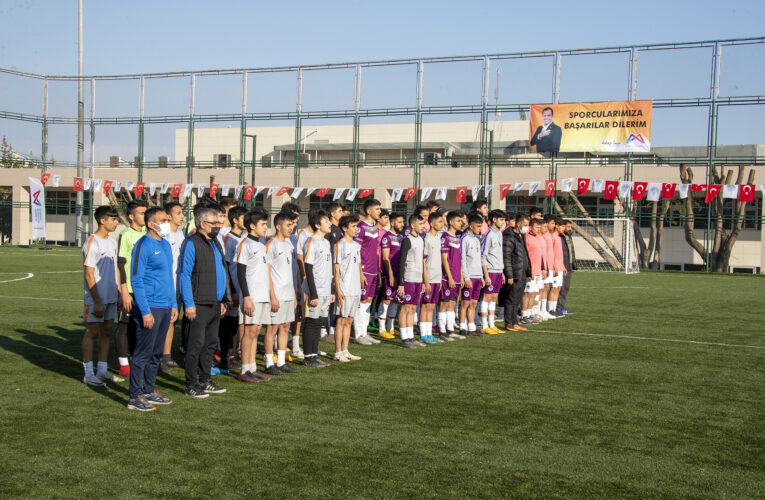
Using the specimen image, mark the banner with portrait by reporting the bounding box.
[529,100,652,154]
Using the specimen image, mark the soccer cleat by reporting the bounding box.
[127,395,156,412]
[319,350,327,356]
[379,330,395,339]
[237,371,260,383]
[214,351,222,362]
[210,364,222,376]
[459,329,469,338]
[401,339,418,349]
[203,381,227,394]
[83,373,105,387]
[159,360,174,373]
[285,352,294,362]
[420,335,438,345]
[412,338,426,347]
[322,333,336,344]
[185,385,211,397]
[393,330,400,338]
[118,364,130,377]
[344,350,362,361]
[333,351,351,363]
[143,391,172,405]
[449,331,466,340]
[225,357,242,371]
[367,335,381,344]
[438,332,455,342]
[97,371,123,383]
[512,324,528,332]
[354,335,375,346]
[264,365,283,376]
[277,363,299,373]
[489,326,504,334]
[252,370,272,382]
[482,328,498,335]
[304,356,330,368]
[292,349,305,360]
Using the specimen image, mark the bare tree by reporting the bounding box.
[553,194,623,269]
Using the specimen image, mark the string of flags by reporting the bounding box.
[38,172,762,204]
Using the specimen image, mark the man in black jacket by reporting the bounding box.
[530,107,562,157]
[557,219,576,315]
[502,213,531,331]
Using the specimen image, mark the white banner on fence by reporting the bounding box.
[28,177,46,239]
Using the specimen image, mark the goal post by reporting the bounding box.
[565,217,640,274]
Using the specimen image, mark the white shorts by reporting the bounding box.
[543,270,554,284]
[336,295,360,318]
[240,301,271,326]
[525,275,543,293]
[84,302,118,323]
[306,295,331,319]
[270,300,295,325]
[552,271,564,288]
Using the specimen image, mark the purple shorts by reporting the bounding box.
[483,272,503,295]
[361,273,378,300]
[440,280,460,302]
[399,282,422,305]
[381,276,398,302]
[461,278,483,301]
[422,282,441,304]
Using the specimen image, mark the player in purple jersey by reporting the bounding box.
[437,211,466,340]
[379,213,405,338]
[352,198,382,345]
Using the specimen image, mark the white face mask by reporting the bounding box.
[156,222,172,238]
[520,226,529,234]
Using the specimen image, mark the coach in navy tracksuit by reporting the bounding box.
[129,207,178,411]
[179,206,231,398]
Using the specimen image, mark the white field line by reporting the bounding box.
[0,295,80,302]
[534,329,765,350]
[0,270,79,274]
[575,286,649,289]
[0,273,33,283]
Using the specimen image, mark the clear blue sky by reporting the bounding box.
[0,0,763,161]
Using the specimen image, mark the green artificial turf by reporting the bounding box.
[0,246,763,498]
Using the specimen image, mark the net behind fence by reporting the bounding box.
[567,217,639,274]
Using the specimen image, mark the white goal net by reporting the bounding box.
[565,217,639,274]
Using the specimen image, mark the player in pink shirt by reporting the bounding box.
[523,219,546,322]
[539,215,558,320]
[546,217,567,317]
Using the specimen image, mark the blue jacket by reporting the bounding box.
[179,232,228,308]
[131,234,177,316]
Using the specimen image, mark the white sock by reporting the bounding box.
[277,350,286,366]
[489,314,495,328]
[468,323,476,332]
[438,312,447,332]
[265,353,274,368]
[541,299,547,312]
[419,322,427,336]
[549,300,557,312]
[479,301,488,314]
[118,357,129,367]
[459,322,467,331]
[480,314,488,329]
[379,303,389,331]
[386,303,398,332]
[446,311,456,331]
[96,361,108,374]
[405,326,414,340]
[413,310,418,324]
[83,361,94,376]
[292,335,301,351]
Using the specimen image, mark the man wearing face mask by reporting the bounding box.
[502,213,531,332]
[128,207,178,411]
[178,204,232,398]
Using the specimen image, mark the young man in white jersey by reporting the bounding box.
[420,212,445,343]
[332,214,365,362]
[397,214,429,347]
[263,213,300,375]
[82,206,122,386]
[160,201,185,372]
[459,214,485,337]
[353,198,382,345]
[235,211,273,383]
[220,206,247,372]
[302,210,335,367]
[479,210,506,335]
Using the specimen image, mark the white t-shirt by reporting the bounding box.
[164,228,185,292]
[223,230,246,296]
[296,228,313,257]
[333,238,361,296]
[82,233,119,305]
[423,233,443,283]
[302,236,332,297]
[266,237,295,302]
[235,236,270,303]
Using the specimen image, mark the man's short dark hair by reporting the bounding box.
[228,206,248,226]
[543,214,556,223]
[273,212,292,228]
[515,213,529,224]
[164,201,182,214]
[428,212,442,224]
[530,218,542,226]
[529,207,543,218]
[361,198,381,215]
[144,207,165,225]
[468,214,483,226]
[446,211,462,224]
[339,214,360,229]
[563,219,573,225]
[426,200,440,210]
[554,217,566,226]
[126,199,148,216]
[408,214,423,226]
[309,209,329,231]
[220,197,238,209]
[542,106,554,116]
[414,204,429,217]
[281,201,301,215]
[379,208,390,218]
[244,210,268,231]
[94,205,118,226]
[488,209,506,223]
[389,212,405,222]
[471,199,488,211]
[327,202,343,215]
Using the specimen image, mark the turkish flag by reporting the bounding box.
[134,182,145,198]
[577,178,590,195]
[316,187,330,198]
[404,187,417,201]
[632,182,647,201]
[499,183,511,199]
[456,186,467,203]
[604,181,618,200]
[172,184,182,198]
[276,186,291,197]
[358,188,373,199]
[738,184,755,202]
[545,180,556,197]
[41,173,51,184]
[705,185,721,204]
[691,184,706,192]
[661,183,676,199]
[102,180,113,195]
[243,186,255,201]
[209,184,219,199]
[73,177,83,192]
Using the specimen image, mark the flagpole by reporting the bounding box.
[75,0,85,247]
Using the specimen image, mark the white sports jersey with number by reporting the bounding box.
[82,234,119,305]
[266,237,295,302]
[302,236,332,297]
[235,236,270,303]
[334,238,362,296]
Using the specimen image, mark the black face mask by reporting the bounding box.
[208,227,220,239]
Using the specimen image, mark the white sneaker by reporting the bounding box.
[97,371,124,383]
[318,350,326,356]
[355,335,375,345]
[366,335,381,344]
[344,350,362,361]
[292,349,305,360]
[333,351,350,363]
[83,373,105,387]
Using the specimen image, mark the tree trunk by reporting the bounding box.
[651,199,670,270]
[553,199,623,269]
[567,191,624,262]
[646,201,658,268]
[712,166,753,272]
[679,164,707,261]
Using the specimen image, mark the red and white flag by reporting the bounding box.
[316,187,330,198]
[691,184,706,192]
[499,183,511,199]
[358,188,373,199]
[209,184,219,198]
[738,184,754,202]
[134,182,145,198]
[243,186,255,201]
[632,182,647,201]
[102,180,113,195]
[455,186,467,203]
[577,178,590,195]
[603,181,618,200]
[41,173,51,184]
[545,180,556,197]
[276,186,291,197]
[404,187,418,201]
[661,183,676,199]
[73,177,83,192]
[705,185,721,204]
[172,184,182,198]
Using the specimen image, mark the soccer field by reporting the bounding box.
[0,246,762,498]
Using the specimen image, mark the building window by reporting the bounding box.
[45,190,91,215]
